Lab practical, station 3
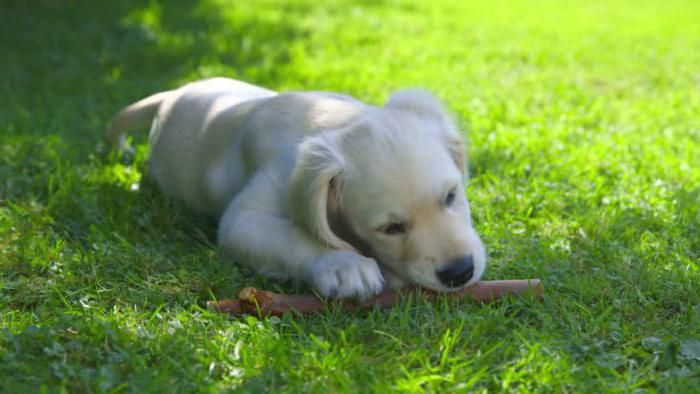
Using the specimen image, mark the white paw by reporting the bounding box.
[308,251,384,300]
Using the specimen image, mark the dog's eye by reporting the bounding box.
[382,222,406,235]
[444,188,457,206]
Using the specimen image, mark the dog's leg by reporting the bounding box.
[217,171,384,299]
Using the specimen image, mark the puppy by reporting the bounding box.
[106,78,486,299]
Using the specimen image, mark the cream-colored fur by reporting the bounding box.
[106,78,486,299]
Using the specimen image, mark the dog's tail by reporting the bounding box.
[104,90,174,150]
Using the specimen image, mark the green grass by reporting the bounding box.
[2,0,700,391]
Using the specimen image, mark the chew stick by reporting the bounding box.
[208,279,542,317]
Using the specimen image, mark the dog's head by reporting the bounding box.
[289,89,486,291]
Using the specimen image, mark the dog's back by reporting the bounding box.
[106,78,364,215]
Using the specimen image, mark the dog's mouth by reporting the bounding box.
[403,261,484,292]
[419,278,469,292]
[373,248,485,292]
[399,265,452,292]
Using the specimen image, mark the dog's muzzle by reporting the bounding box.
[436,255,474,288]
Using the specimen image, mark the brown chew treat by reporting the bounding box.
[207,279,542,317]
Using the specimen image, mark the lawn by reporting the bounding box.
[1,0,699,392]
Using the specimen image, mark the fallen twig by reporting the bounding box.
[208,279,543,317]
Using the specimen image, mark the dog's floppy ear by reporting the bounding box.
[386,89,467,177]
[288,133,353,250]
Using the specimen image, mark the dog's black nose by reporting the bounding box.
[436,255,474,288]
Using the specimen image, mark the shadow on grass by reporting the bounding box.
[1,0,309,147]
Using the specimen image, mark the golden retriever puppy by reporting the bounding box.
[106,78,486,299]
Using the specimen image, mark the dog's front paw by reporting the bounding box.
[309,251,384,300]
